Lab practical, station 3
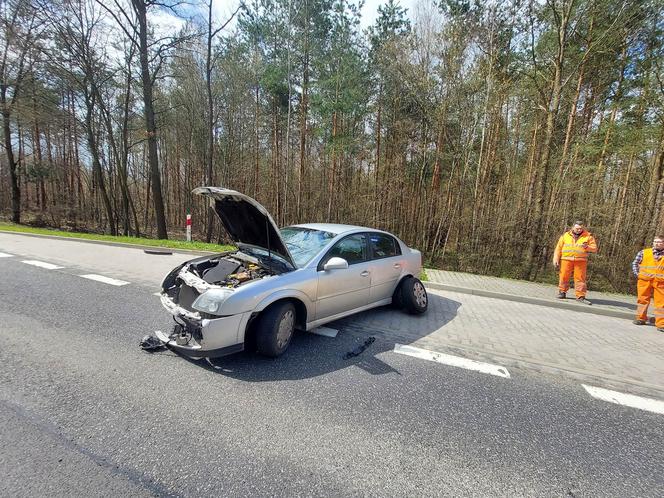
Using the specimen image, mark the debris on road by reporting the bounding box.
[144,249,173,255]
[343,337,375,360]
[140,333,167,352]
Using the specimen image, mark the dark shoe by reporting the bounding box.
[577,297,592,305]
[557,292,566,299]
[633,319,646,325]
[658,328,664,333]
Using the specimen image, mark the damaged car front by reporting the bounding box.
[156,187,302,358]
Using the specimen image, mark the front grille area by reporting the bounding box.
[173,319,203,343]
[176,284,200,312]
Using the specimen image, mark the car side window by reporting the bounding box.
[368,233,401,260]
[325,234,367,266]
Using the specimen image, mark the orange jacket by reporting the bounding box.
[553,230,597,264]
[638,248,664,282]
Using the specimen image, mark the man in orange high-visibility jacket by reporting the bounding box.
[632,235,664,332]
[553,221,598,303]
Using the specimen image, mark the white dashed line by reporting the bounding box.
[309,326,339,338]
[22,260,63,270]
[79,274,130,286]
[393,344,511,378]
[0,252,14,257]
[154,292,163,296]
[582,385,664,415]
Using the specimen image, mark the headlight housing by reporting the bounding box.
[192,288,234,314]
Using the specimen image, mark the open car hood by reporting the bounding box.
[193,187,295,269]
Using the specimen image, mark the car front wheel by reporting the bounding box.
[256,302,296,357]
[401,277,428,314]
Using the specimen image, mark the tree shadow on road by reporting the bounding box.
[195,294,462,382]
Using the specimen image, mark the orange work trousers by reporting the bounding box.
[636,279,664,328]
[558,259,587,298]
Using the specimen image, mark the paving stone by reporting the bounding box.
[333,289,664,396]
[426,269,636,315]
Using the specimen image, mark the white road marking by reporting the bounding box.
[22,260,63,270]
[309,326,339,338]
[582,384,664,415]
[393,344,511,378]
[0,252,14,257]
[153,292,162,296]
[79,274,130,286]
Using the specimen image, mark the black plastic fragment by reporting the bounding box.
[140,334,166,352]
[144,249,173,255]
[343,337,376,360]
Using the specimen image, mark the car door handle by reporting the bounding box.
[361,271,370,277]
[393,263,401,269]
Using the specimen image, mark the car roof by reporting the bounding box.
[288,223,382,236]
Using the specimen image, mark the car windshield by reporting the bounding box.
[280,227,335,267]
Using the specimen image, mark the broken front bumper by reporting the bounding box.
[158,293,250,358]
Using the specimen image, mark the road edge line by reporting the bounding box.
[582,384,664,415]
[393,343,510,378]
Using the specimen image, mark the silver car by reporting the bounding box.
[157,187,428,358]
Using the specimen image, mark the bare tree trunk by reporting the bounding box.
[254,84,260,199]
[374,83,382,226]
[587,44,627,226]
[2,107,21,223]
[204,0,216,241]
[83,86,116,235]
[643,129,664,243]
[297,17,309,221]
[133,0,167,239]
[327,110,338,222]
[522,0,575,278]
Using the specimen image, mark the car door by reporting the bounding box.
[315,233,371,320]
[367,232,403,303]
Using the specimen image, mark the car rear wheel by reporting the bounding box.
[401,276,428,314]
[256,302,296,357]
[391,281,404,309]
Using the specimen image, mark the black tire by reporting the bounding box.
[391,281,404,309]
[256,302,296,357]
[401,276,428,314]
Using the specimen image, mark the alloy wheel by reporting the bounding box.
[276,310,295,348]
[414,281,427,308]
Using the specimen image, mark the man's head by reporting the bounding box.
[572,221,585,235]
[654,235,664,250]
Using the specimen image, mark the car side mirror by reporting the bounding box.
[323,257,349,271]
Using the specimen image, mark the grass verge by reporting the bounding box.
[0,222,234,253]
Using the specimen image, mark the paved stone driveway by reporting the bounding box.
[333,289,664,397]
[427,269,636,313]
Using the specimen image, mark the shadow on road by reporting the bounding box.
[588,298,635,311]
[194,294,462,382]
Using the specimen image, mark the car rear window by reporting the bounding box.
[369,233,400,259]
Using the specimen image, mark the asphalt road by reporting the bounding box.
[0,244,663,497]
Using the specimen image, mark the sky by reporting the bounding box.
[208,0,418,30]
[140,0,422,43]
[361,0,416,27]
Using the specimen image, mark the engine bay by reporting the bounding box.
[185,255,271,288]
[160,252,273,313]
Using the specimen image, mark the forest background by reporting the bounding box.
[1,0,663,293]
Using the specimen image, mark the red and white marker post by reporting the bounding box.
[186,213,192,242]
